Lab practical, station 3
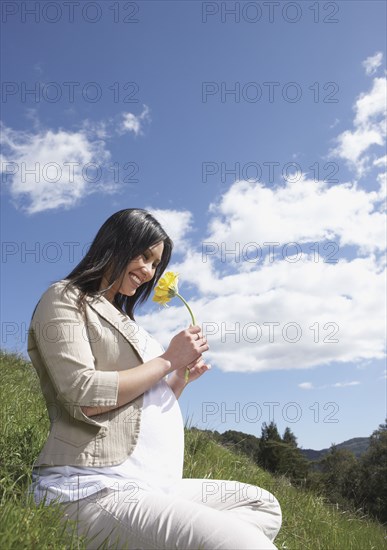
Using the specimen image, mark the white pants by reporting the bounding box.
[61,478,282,549]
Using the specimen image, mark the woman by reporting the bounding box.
[28,208,282,549]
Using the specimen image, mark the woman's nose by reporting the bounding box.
[141,263,153,280]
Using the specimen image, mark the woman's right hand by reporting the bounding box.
[161,325,209,374]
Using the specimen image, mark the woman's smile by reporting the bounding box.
[129,272,143,287]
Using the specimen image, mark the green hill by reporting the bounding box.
[300,437,370,461]
[1,349,386,549]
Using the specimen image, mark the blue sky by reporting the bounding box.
[1,0,386,450]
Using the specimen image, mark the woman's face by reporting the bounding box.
[101,241,164,302]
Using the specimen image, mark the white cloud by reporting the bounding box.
[331,76,386,176]
[329,118,340,129]
[299,382,314,390]
[146,208,194,254]
[0,122,115,215]
[362,52,383,75]
[139,175,386,373]
[205,177,385,256]
[120,104,150,136]
[354,77,386,127]
[1,105,152,214]
[25,108,41,131]
[80,118,111,140]
[373,155,387,168]
[332,381,360,387]
[332,127,383,169]
[140,248,386,374]
[299,381,361,390]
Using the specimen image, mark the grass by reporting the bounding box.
[184,428,386,549]
[0,350,86,549]
[1,349,386,549]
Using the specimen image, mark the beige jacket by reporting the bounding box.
[28,279,164,467]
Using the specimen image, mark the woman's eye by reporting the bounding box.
[140,251,158,269]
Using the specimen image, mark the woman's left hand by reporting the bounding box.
[172,356,211,385]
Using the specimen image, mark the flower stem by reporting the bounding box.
[176,293,196,325]
[176,293,196,384]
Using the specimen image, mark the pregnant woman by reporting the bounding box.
[28,208,282,549]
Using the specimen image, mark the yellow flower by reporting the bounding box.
[152,271,179,305]
[153,271,196,384]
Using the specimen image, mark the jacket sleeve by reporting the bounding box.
[28,281,119,425]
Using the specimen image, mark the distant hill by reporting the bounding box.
[200,428,370,462]
[300,437,370,461]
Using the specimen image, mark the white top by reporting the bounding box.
[29,322,185,505]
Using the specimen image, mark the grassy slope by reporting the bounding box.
[1,350,385,549]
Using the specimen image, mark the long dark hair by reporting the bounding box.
[61,208,173,320]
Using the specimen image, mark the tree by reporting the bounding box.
[357,420,387,522]
[219,430,260,462]
[258,422,308,483]
[258,421,282,472]
[283,427,298,447]
[261,421,282,442]
[319,444,360,505]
